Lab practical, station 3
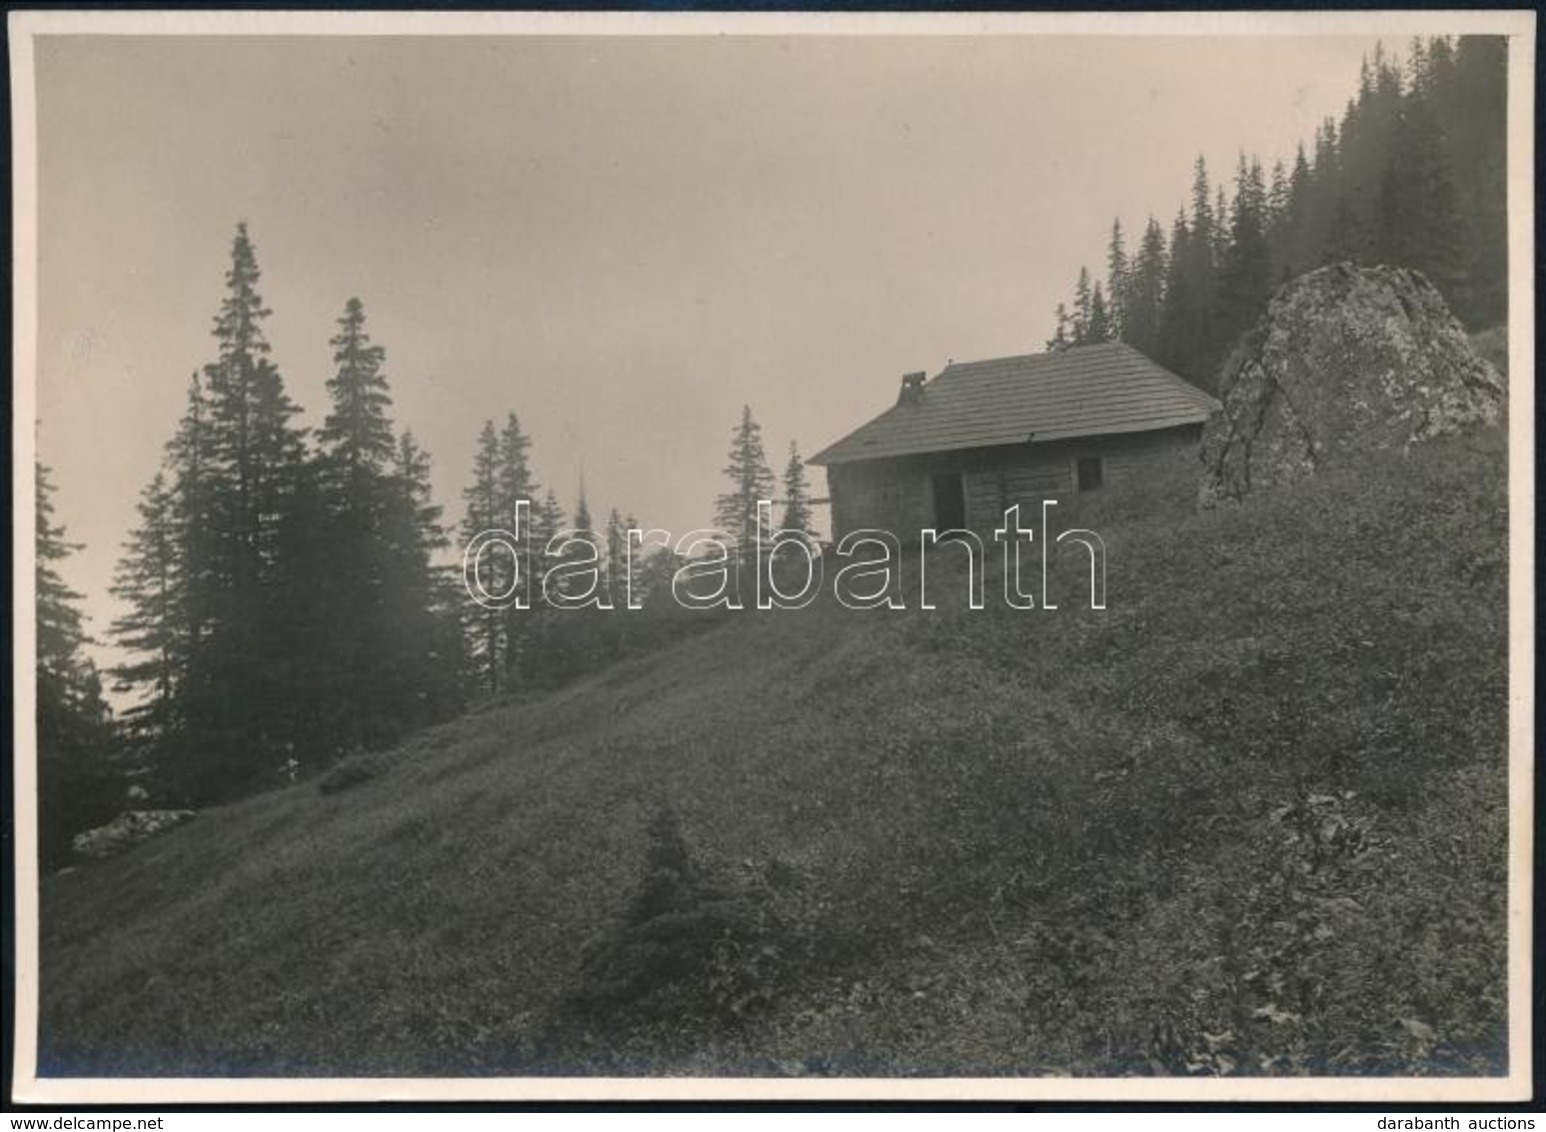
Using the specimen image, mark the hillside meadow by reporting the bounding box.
[37,424,1509,1078]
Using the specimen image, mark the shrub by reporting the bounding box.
[554,805,807,1046]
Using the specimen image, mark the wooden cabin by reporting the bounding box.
[808,342,1219,541]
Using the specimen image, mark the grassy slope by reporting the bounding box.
[38,425,1509,1077]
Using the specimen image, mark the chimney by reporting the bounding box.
[897,371,927,406]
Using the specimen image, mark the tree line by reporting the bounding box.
[1047,36,1507,389]
[35,226,821,863]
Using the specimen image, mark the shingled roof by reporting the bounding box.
[808,342,1220,466]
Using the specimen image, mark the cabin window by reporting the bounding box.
[1076,456,1104,492]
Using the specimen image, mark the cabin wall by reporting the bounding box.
[823,424,1201,542]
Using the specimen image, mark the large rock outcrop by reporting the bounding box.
[1199,264,1504,505]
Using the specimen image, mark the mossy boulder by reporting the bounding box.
[1200,264,1503,505]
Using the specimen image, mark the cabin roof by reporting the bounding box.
[808,342,1220,466]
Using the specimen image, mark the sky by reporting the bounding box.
[30,31,1383,677]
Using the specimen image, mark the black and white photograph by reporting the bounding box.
[8,10,1534,1104]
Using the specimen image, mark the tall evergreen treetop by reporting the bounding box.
[462,420,502,539]
[497,412,537,532]
[201,223,304,583]
[213,222,272,364]
[1105,219,1129,339]
[714,405,776,555]
[1046,303,1073,352]
[37,460,89,684]
[1085,283,1114,344]
[397,431,447,555]
[110,469,183,750]
[573,479,593,536]
[780,441,817,546]
[1189,156,1215,257]
[318,297,394,482]
[37,457,116,864]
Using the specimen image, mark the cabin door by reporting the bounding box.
[931,472,966,531]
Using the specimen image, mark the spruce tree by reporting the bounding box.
[1123,218,1168,357]
[604,508,629,608]
[1105,219,1129,340]
[1439,36,1506,324]
[379,430,463,731]
[1085,284,1114,344]
[495,413,539,679]
[37,460,116,866]
[1189,157,1216,267]
[779,441,817,548]
[1216,154,1273,357]
[622,512,649,606]
[1071,267,1094,344]
[1046,304,1073,352]
[713,405,776,563]
[318,298,394,488]
[524,489,569,686]
[531,490,566,594]
[192,224,310,797]
[109,470,183,761]
[461,420,506,695]
[1155,210,1196,378]
[1379,69,1464,297]
[313,297,412,755]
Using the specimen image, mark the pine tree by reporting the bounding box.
[1105,219,1129,340]
[523,489,569,685]
[378,431,463,731]
[190,224,310,797]
[1273,143,1315,280]
[37,460,116,866]
[109,470,183,759]
[1123,217,1168,357]
[779,441,817,547]
[604,508,629,608]
[124,373,220,798]
[1377,88,1463,295]
[1085,283,1114,344]
[461,420,506,695]
[549,481,606,675]
[1156,210,1196,376]
[313,297,428,755]
[1216,154,1274,356]
[1071,267,1094,344]
[560,479,603,601]
[1159,157,1225,386]
[1266,160,1290,232]
[497,413,536,532]
[1212,186,1230,267]
[38,461,91,723]
[317,298,394,487]
[495,413,538,679]
[531,490,566,587]
[622,512,649,606]
[713,405,776,562]
[1046,303,1073,352]
[1441,36,1506,324]
[202,224,305,587]
[1189,156,1216,268]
